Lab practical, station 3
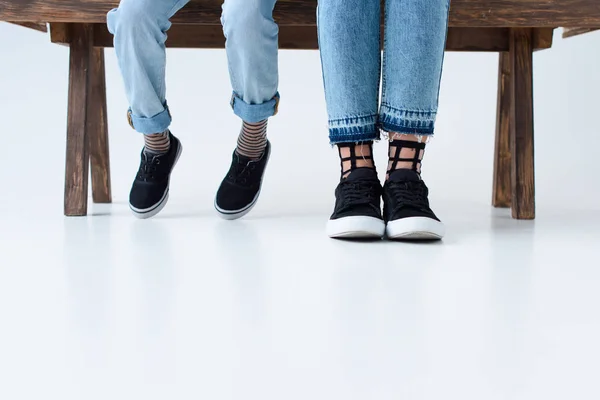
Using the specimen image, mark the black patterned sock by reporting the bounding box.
[235,120,268,160]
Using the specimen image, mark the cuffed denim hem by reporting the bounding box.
[230,92,280,123]
[127,105,172,135]
[379,104,436,136]
[328,114,380,144]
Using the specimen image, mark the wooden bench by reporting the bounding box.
[2,0,599,219]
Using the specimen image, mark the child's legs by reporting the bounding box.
[221,0,279,123]
[107,0,189,134]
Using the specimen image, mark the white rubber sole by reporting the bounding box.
[386,217,445,240]
[214,144,271,221]
[129,142,182,220]
[327,216,386,239]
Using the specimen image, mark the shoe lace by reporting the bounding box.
[387,180,429,210]
[138,153,161,181]
[339,179,380,209]
[228,160,257,186]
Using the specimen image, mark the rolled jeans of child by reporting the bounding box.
[317,0,450,144]
[107,0,280,134]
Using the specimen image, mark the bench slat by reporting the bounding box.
[2,0,600,27]
[49,23,554,52]
[563,27,600,38]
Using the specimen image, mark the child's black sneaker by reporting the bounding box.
[383,169,445,240]
[327,168,385,239]
[215,141,271,220]
[129,132,182,219]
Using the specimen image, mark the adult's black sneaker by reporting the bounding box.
[383,169,445,240]
[129,132,182,219]
[215,141,271,220]
[327,168,385,239]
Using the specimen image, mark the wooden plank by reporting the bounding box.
[50,24,553,52]
[533,28,554,50]
[2,0,600,27]
[64,23,93,216]
[492,52,512,208]
[7,21,47,32]
[88,47,112,204]
[509,28,536,220]
[563,27,600,38]
[49,21,69,43]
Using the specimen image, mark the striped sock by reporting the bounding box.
[235,120,268,160]
[144,130,170,155]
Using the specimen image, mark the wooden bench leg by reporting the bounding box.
[493,52,512,208]
[65,24,94,216]
[89,48,112,204]
[509,28,536,220]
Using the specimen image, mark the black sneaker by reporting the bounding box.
[129,132,182,219]
[383,169,445,240]
[326,168,385,239]
[215,141,271,220]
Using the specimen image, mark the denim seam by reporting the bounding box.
[127,105,172,134]
[328,113,380,144]
[328,112,380,124]
[379,104,436,135]
[167,0,189,19]
[380,103,438,115]
[381,0,387,103]
[316,5,330,121]
[329,131,381,145]
[435,2,451,108]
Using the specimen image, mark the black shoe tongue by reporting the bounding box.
[345,167,377,181]
[388,169,421,182]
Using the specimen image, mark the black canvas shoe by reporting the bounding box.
[215,140,271,220]
[383,169,445,240]
[129,132,182,219]
[327,168,385,239]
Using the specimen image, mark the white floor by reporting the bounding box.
[1,24,600,400]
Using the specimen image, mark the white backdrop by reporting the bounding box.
[0,24,599,215]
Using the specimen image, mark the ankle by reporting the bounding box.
[236,120,268,160]
[144,130,170,155]
[338,142,375,179]
[386,136,426,180]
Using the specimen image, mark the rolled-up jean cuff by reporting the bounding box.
[328,114,380,144]
[230,92,280,123]
[379,104,436,136]
[128,106,172,135]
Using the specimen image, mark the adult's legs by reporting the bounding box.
[380,0,449,239]
[318,0,385,238]
[318,0,381,146]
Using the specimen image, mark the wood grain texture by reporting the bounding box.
[533,28,554,51]
[49,21,69,43]
[493,52,512,208]
[509,28,536,220]
[2,0,600,27]
[88,47,111,204]
[562,27,600,38]
[8,21,46,31]
[49,23,554,52]
[64,23,93,216]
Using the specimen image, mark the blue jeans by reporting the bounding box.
[317,0,450,144]
[107,0,279,134]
